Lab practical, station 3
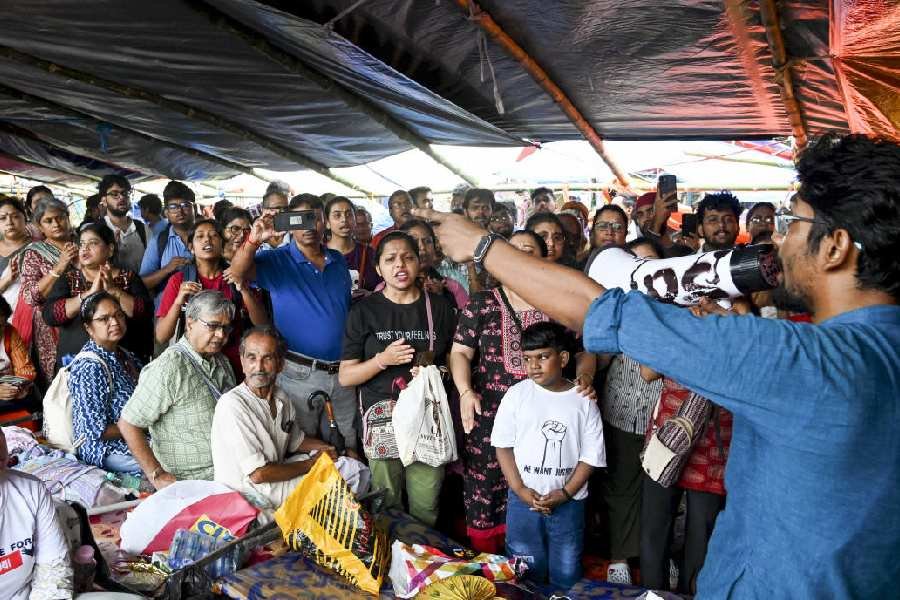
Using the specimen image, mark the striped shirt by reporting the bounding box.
[600,354,662,434]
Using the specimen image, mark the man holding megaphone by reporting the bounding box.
[413,134,900,599]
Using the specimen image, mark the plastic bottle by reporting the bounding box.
[105,471,142,490]
[73,545,96,593]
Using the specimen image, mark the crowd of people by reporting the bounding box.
[1,133,898,599]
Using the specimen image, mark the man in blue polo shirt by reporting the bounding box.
[140,180,195,306]
[230,193,356,452]
[415,134,900,598]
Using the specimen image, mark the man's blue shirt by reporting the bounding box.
[254,242,350,361]
[584,289,900,599]
[139,224,191,307]
[146,217,169,238]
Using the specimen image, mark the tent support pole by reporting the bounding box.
[0,46,372,194]
[759,0,808,150]
[188,0,483,187]
[0,84,275,184]
[453,0,630,188]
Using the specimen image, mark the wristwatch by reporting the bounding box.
[473,233,503,274]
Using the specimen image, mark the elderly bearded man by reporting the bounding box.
[212,326,369,517]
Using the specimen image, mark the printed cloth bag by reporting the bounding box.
[392,365,457,468]
[641,389,711,487]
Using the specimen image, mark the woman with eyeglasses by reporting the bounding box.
[592,205,629,249]
[0,197,33,312]
[43,222,153,372]
[68,291,142,473]
[219,206,253,263]
[156,219,268,377]
[583,205,630,275]
[17,197,77,384]
[325,196,381,292]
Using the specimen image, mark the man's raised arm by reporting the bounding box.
[414,209,605,331]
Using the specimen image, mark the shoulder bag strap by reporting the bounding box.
[424,291,434,353]
[134,220,147,247]
[172,344,223,400]
[359,244,368,279]
[496,286,524,332]
[73,350,114,391]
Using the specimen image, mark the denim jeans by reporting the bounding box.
[505,489,585,589]
[277,357,358,451]
[103,452,141,474]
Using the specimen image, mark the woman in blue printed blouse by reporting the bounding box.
[68,291,143,473]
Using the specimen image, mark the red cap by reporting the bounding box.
[635,192,655,210]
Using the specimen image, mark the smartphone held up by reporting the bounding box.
[273,210,318,232]
[658,174,678,209]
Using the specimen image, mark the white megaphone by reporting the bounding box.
[587,244,780,306]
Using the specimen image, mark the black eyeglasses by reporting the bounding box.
[197,318,233,335]
[775,211,864,250]
[105,190,131,198]
[594,222,625,232]
[92,310,127,325]
[775,212,826,235]
[166,202,194,212]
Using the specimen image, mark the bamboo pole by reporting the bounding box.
[452,0,630,188]
[0,46,373,194]
[188,0,484,187]
[0,84,276,184]
[758,0,809,150]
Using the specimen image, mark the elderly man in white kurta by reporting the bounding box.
[211,326,368,518]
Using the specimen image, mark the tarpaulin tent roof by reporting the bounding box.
[0,0,896,192]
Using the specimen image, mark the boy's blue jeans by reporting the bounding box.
[505,489,585,589]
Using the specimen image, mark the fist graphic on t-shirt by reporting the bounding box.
[540,420,568,470]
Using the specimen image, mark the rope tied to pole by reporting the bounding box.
[468,1,505,115]
[323,0,370,31]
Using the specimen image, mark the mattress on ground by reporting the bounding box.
[213,509,672,599]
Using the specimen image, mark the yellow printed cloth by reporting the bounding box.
[273,452,389,596]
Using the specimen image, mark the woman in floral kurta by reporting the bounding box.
[450,287,550,553]
[17,198,77,385]
[448,232,554,553]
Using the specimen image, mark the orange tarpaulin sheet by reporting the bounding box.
[831,0,900,140]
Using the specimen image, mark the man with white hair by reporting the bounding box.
[119,290,236,489]
[211,326,368,514]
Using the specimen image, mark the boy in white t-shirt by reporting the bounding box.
[491,322,605,589]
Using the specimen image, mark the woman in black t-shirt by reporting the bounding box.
[339,231,456,527]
